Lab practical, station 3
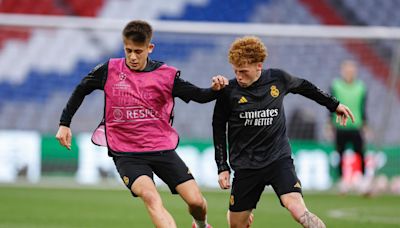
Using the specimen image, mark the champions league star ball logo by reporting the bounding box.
[113,109,123,120]
[119,72,127,81]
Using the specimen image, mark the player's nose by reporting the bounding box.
[129,54,137,61]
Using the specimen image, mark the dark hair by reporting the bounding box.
[122,20,153,44]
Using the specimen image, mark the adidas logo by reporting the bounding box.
[238,96,248,104]
[294,182,301,188]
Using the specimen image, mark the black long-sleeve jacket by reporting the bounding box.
[213,69,339,173]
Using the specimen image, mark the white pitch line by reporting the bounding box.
[327,208,400,225]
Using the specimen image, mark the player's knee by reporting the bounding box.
[287,202,305,219]
[187,195,206,210]
[227,212,253,228]
[229,221,240,228]
[282,195,306,220]
[228,217,246,228]
[140,190,162,209]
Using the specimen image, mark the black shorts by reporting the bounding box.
[335,129,364,155]
[113,150,194,197]
[229,157,302,212]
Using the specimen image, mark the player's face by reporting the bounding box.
[232,62,262,88]
[123,38,154,71]
[341,61,357,83]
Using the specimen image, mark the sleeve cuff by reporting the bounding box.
[217,164,231,174]
[59,122,71,127]
[328,100,340,112]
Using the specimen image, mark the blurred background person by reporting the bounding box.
[328,60,372,194]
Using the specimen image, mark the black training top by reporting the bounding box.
[213,69,339,173]
[60,59,218,127]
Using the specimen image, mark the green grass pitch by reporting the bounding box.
[0,185,399,227]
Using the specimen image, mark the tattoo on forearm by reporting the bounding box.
[299,211,326,228]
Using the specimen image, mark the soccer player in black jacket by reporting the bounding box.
[213,36,354,228]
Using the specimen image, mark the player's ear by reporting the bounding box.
[148,43,155,53]
[256,62,263,71]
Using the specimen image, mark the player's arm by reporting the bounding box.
[212,93,231,189]
[329,86,336,120]
[361,88,367,124]
[288,79,339,112]
[324,86,336,140]
[360,89,373,138]
[284,70,354,125]
[56,62,108,150]
[299,82,354,125]
[172,74,228,103]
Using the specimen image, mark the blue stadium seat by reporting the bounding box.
[161,0,269,22]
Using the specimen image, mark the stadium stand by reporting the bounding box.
[339,0,400,27]
[0,0,399,144]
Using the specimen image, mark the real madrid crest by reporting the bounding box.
[123,176,129,186]
[230,195,235,206]
[270,85,279,98]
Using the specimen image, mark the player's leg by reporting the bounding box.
[227,210,254,228]
[175,180,209,227]
[151,150,210,228]
[228,210,253,228]
[352,130,365,175]
[113,156,176,228]
[336,130,351,193]
[271,157,325,228]
[280,192,325,228]
[132,175,176,228]
[351,130,372,195]
[228,168,265,228]
[335,130,347,178]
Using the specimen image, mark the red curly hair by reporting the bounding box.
[228,36,267,66]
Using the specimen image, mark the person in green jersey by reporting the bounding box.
[329,60,369,191]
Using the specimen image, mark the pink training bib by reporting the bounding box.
[92,58,179,153]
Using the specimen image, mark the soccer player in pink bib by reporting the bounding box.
[56,20,226,228]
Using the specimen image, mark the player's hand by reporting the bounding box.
[335,104,355,126]
[218,171,231,189]
[211,75,229,91]
[55,125,72,150]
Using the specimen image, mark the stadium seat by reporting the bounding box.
[0,0,399,144]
